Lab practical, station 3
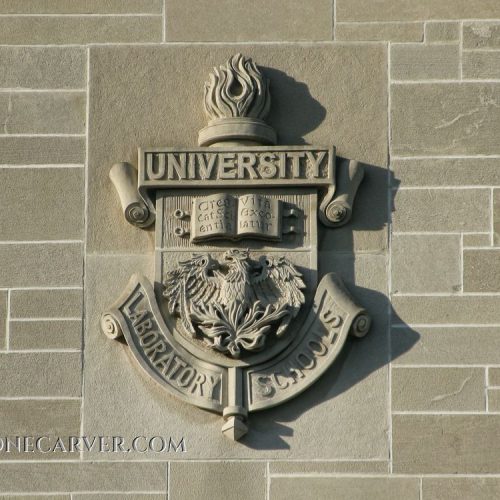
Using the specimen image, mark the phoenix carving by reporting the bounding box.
[163,248,306,357]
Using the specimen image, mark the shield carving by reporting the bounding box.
[102,54,371,441]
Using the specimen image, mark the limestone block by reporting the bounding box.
[0,168,84,241]
[0,0,162,14]
[0,16,162,44]
[10,289,82,318]
[170,462,265,500]
[0,400,80,460]
[270,461,389,474]
[335,22,423,42]
[488,367,500,386]
[464,250,500,292]
[392,296,500,325]
[10,320,82,350]
[0,47,86,89]
[0,291,6,349]
[391,158,500,187]
[392,189,490,232]
[425,22,460,42]
[0,243,82,287]
[423,478,500,500]
[392,234,461,293]
[488,389,500,412]
[88,44,387,253]
[337,0,500,22]
[165,0,332,42]
[270,477,420,500]
[0,463,167,492]
[0,137,85,164]
[392,327,500,365]
[0,92,85,134]
[464,22,500,49]
[463,233,491,247]
[392,367,485,411]
[393,415,500,473]
[391,44,459,80]
[463,51,500,79]
[73,496,165,500]
[391,83,500,156]
[0,352,81,397]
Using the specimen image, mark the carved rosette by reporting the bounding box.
[198,53,277,146]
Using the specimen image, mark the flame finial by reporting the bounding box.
[198,54,277,147]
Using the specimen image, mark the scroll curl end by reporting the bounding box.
[319,159,365,228]
[101,313,123,340]
[109,162,155,229]
[350,313,371,338]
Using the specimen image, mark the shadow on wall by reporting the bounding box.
[241,160,420,450]
[262,66,327,144]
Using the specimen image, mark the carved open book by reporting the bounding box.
[191,193,282,242]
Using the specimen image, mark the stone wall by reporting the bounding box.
[1,1,500,498]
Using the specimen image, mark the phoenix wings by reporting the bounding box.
[163,249,306,342]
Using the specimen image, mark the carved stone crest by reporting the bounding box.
[103,53,371,441]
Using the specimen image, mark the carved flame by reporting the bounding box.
[203,53,271,121]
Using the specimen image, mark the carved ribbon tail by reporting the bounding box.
[109,162,155,228]
[319,159,364,228]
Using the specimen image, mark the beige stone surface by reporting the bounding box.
[488,389,500,411]
[0,290,6,350]
[425,22,460,42]
[392,367,485,411]
[166,0,332,42]
[270,461,389,474]
[392,83,500,156]
[392,327,500,365]
[393,415,500,473]
[0,463,167,492]
[423,478,500,500]
[73,496,165,500]
[0,0,162,13]
[0,47,86,89]
[391,44,459,80]
[0,352,81,396]
[270,477,420,500]
[10,289,82,318]
[0,243,82,287]
[0,168,83,241]
[391,158,500,187]
[0,399,80,460]
[392,234,461,293]
[83,253,389,459]
[392,296,500,325]
[170,462,265,500]
[488,367,500,386]
[335,22,423,42]
[337,0,500,21]
[494,189,500,245]
[0,137,85,164]
[88,44,387,253]
[0,496,69,500]
[0,16,162,45]
[463,51,500,79]
[464,22,500,49]
[464,250,500,292]
[10,320,82,350]
[392,189,490,233]
[463,233,491,247]
[0,92,85,134]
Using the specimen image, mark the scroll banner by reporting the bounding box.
[101,274,370,416]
